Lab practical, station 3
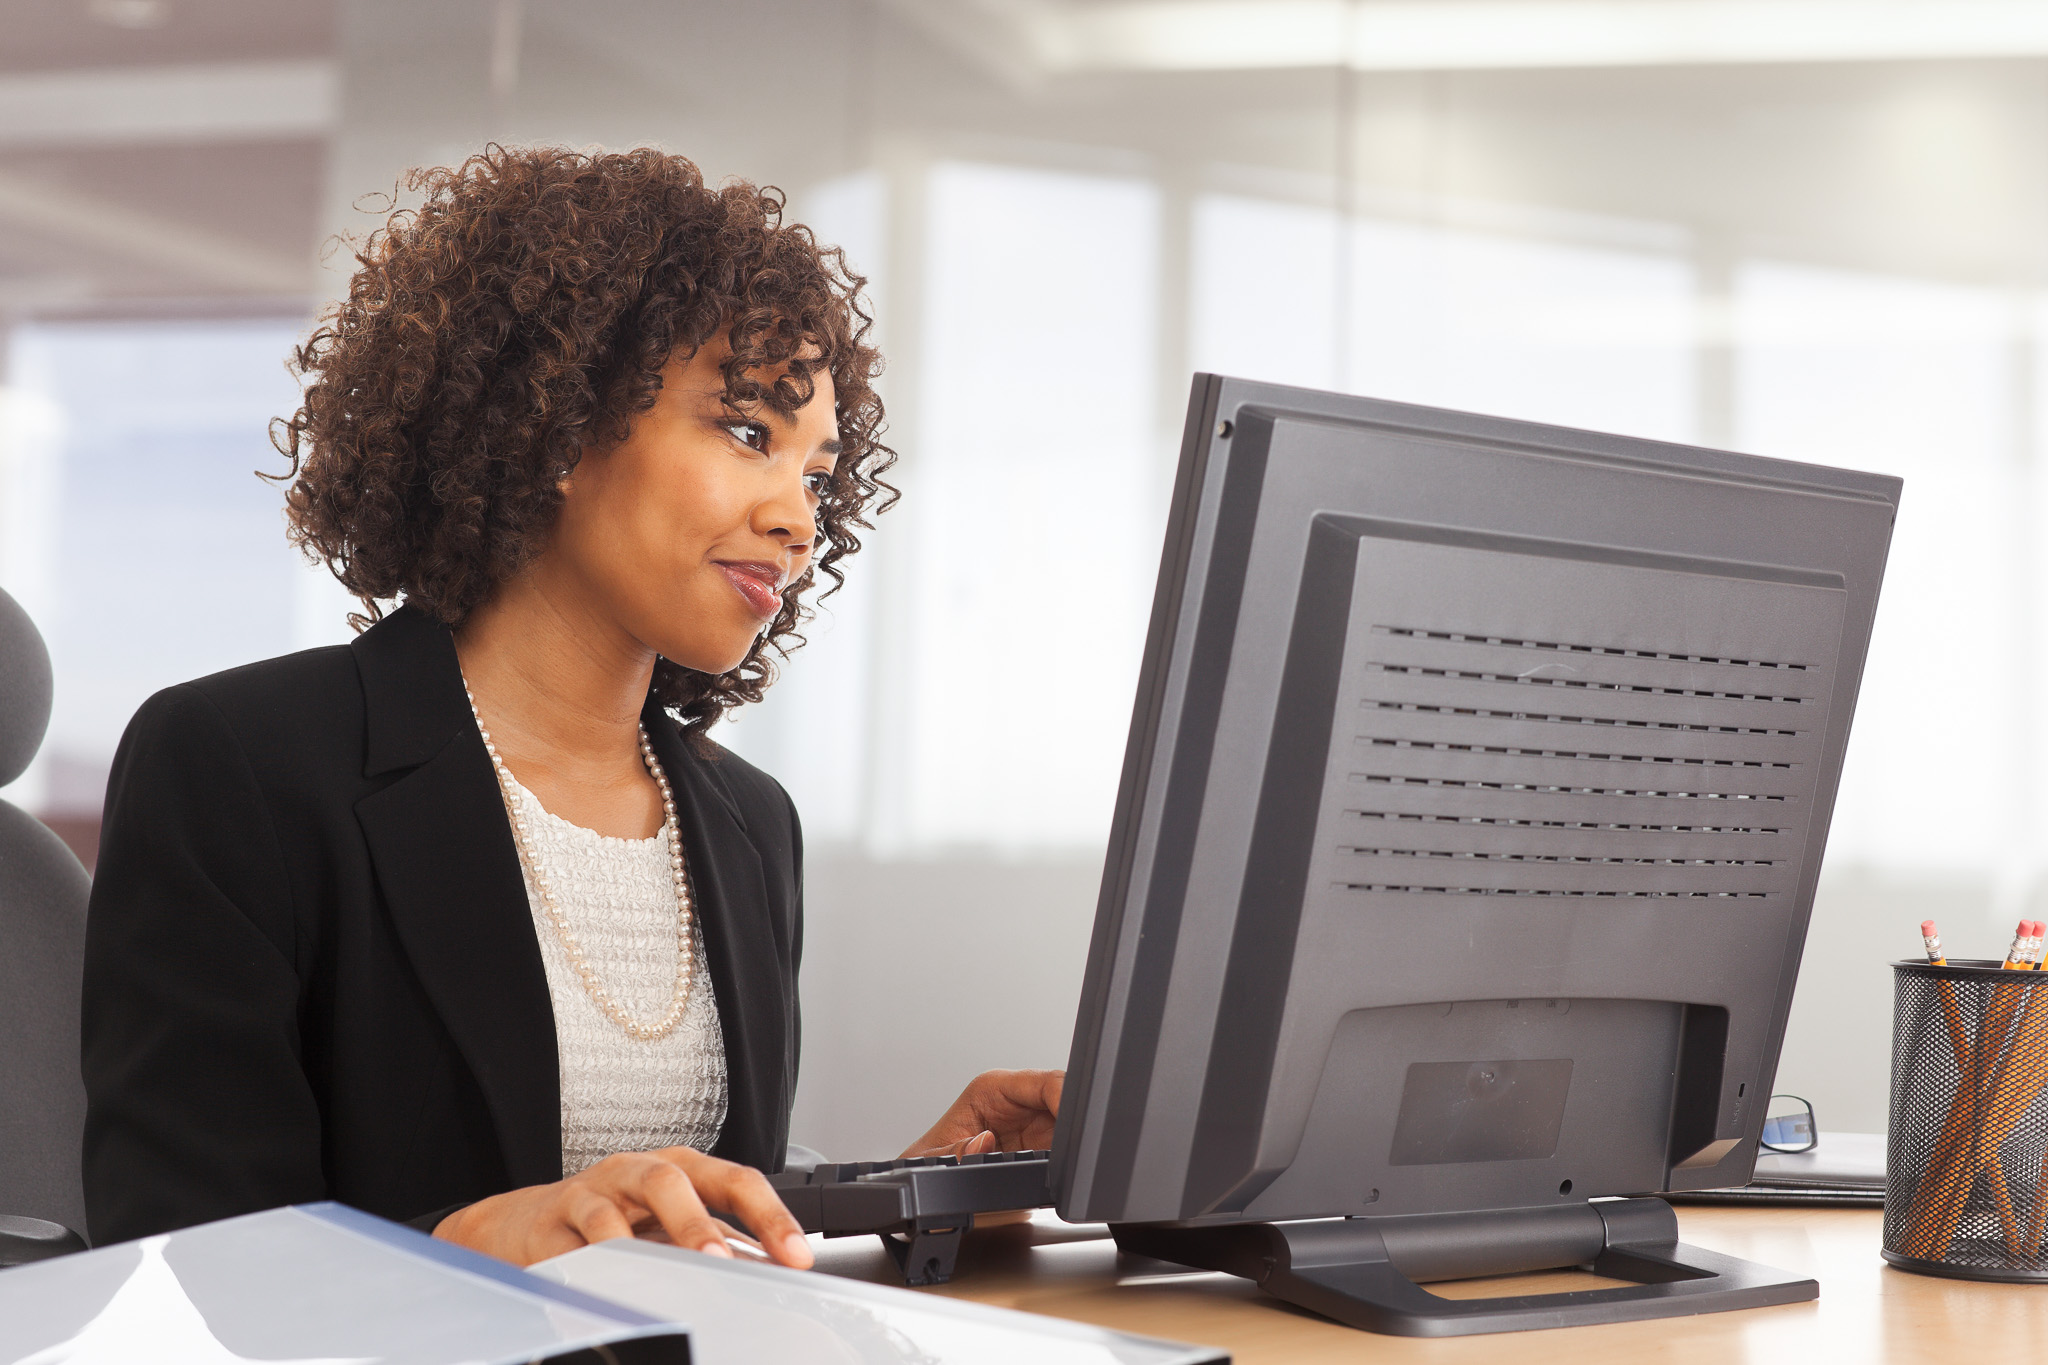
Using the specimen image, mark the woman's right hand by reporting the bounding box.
[433,1145,814,1269]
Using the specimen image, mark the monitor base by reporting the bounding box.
[1111,1197,1816,1337]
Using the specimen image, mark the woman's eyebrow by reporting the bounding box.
[681,383,742,409]
[817,438,844,459]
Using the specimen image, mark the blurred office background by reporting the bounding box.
[4,0,2047,1151]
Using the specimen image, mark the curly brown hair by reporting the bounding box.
[272,144,893,741]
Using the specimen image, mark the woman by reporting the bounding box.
[80,146,1060,1267]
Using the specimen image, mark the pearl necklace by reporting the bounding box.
[464,684,697,1042]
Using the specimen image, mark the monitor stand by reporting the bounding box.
[1111,1197,1815,1337]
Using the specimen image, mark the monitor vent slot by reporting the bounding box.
[1342,848,1774,867]
[1362,737,1792,771]
[1339,884,1770,899]
[1377,626,1812,671]
[1366,699,1797,739]
[1333,620,1813,902]
[1349,810,1782,836]
[1369,662,1806,706]
[1352,774,1786,802]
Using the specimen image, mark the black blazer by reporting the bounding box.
[81,607,802,1245]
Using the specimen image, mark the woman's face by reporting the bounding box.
[546,336,840,675]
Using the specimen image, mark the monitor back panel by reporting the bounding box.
[1054,376,1900,1227]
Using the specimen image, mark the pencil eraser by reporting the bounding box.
[1921,920,1938,936]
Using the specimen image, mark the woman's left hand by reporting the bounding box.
[901,1069,1063,1158]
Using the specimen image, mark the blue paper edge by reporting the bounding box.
[295,1201,676,1333]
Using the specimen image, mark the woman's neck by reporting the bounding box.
[452,573,667,839]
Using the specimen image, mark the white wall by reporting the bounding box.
[788,850,1101,1158]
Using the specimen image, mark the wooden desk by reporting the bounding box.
[809,1206,2047,1362]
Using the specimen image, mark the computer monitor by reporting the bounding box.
[1049,375,1900,1335]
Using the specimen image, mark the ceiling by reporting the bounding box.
[0,0,332,318]
[1,0,330,74]
[7,0,2048,324]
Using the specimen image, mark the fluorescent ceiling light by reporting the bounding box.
[0,168,312,293]
[956,0,2048,73]
[0,60,337,148]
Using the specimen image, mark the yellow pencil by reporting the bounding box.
[2003,920,2031,970]
[1921,920,1970,1069]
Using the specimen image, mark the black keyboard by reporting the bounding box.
[768,1150,1052,1285]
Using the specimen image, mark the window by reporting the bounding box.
[1736,262,2023,873]
[1,319,311,821]
[1193,194,1696,444]
[725,162,1162,854]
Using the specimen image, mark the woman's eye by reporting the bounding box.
[723,421,771,452]
[803,470,832,499]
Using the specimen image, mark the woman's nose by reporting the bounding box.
[759,475,818,549]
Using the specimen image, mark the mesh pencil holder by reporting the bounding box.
[1885,960,2048,1282]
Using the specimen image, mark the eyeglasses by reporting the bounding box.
[1759,1093,1817,1153]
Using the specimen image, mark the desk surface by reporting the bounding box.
[808,1205,2045,1363]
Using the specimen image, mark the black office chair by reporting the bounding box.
[0,586,90,1267]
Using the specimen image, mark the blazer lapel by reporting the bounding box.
[644,700,785,1169]
[350,610,562,1189]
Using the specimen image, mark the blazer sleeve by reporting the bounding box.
[82,683,324,1244]
[784,784,804,1138]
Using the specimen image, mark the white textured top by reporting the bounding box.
[501,774,728,1176]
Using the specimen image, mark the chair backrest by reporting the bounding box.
[0,586,90,1239]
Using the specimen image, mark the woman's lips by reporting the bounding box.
[716,561,785,620]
